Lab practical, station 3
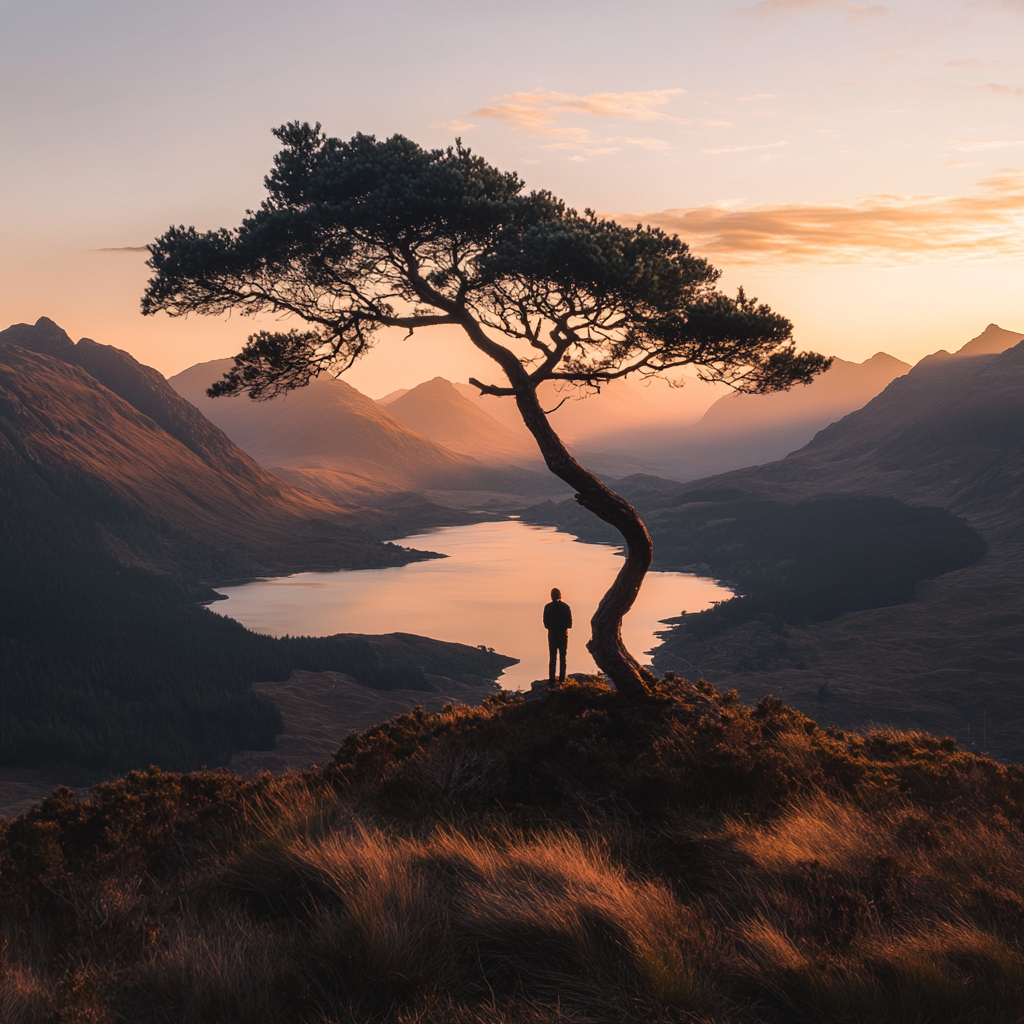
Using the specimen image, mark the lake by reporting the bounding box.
[214,520,732,689]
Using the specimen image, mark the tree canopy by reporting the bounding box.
[143,123,831,698]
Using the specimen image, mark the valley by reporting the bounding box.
[2,315,1021,812]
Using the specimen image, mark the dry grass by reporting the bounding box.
[1,678,1023,1022]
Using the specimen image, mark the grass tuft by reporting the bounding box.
[1,679,1022,1021]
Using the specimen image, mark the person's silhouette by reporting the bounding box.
[543,588,572,683]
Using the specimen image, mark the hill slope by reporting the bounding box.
[384,376,539,466]
[2,678,1022,1024]
[652,342,1024,757]
[0,320,415,576]
[0,319,515,779]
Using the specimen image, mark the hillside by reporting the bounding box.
[172,360,563,506]
[0,320,419,577]
[0,318,516,786]
[2,677,1022,1023]
[653,342,1024,758]
[0,408,513,777]
[520,340,1022,759]
[384,376,540,466]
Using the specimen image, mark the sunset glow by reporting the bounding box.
[1,0,1020,384]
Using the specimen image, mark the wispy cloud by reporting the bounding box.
[95,246,148,252]
[430,119,478,133]
[982,82,1024,98]
[621,170,1024,264]
[701,140,788,155]
[736,0,886,21]
[472,89,685,135]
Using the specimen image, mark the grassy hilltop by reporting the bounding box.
[2,676,1023,1024]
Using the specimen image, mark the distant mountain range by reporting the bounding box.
[451,374,726,446]
[0,319,423,578]
[170,325,1023,506]
[579,350,913,479]
[656,337,1024,758]
[380,376,539,466]
[171,360,564,507]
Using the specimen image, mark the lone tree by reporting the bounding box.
[143,123,830,699]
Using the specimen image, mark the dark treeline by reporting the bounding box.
[0,457,500,772]
[521,486,986,643]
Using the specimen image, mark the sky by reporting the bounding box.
[1,0,1021,396]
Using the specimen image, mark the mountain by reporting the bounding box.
[580,351,911,481]
[171,360,565,506]
[0,317,514,783]
[951,322,1023,358]
[383,377,539,466]
[519,338,1022,758]
[452,374,724,450]
[649,341,1024,758]
[695,342,1023,532]
[0,320,409,577]
[171,359,484,497]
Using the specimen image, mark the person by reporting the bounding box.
[543,588,572,683]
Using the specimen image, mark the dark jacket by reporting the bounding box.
[543,599,572,632]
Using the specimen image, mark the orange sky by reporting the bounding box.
[1,0,1021,394]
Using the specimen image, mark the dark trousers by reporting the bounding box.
[548,629,568,682]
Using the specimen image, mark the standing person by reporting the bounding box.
[543,588,572,684]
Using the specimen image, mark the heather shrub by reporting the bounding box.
[1,677,1022,1022]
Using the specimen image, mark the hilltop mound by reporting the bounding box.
[2,678,1022,1023]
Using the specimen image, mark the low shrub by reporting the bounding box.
[2,678,1022,1022]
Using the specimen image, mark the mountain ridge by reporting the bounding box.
[0,319,434,577]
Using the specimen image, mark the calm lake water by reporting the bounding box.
[214,520,732,689]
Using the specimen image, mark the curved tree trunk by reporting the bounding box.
[457,315,654,699]
[511,384,654,700]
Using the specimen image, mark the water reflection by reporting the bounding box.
[215,520,732,690]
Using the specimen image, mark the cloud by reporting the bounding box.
[982,83,1024,98]
[430,120,478,133]
[471,88,686,137]
[736,0,886,20]
[620,170,1024,264]
[95,246,148,252]
[701,140,789,155]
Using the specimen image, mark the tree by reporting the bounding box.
[143,123,831,699]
